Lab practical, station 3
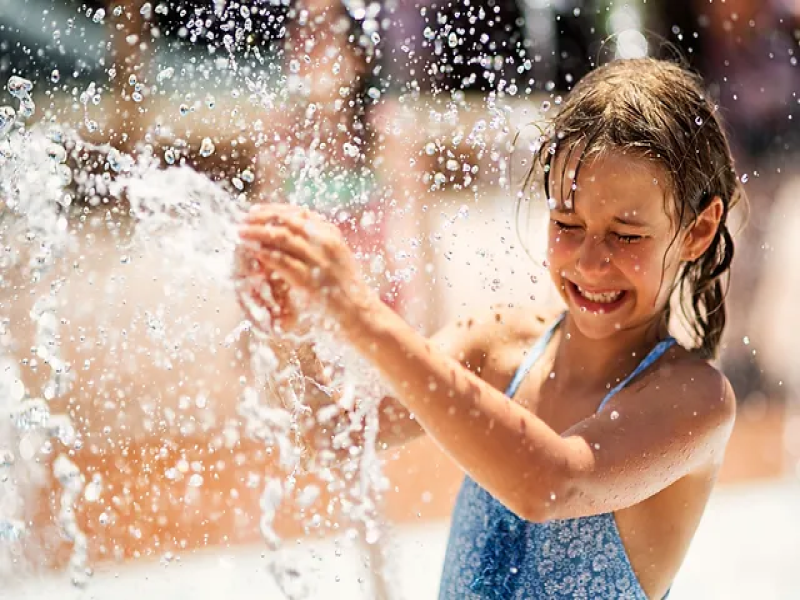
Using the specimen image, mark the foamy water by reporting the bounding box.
[0,68,397,593]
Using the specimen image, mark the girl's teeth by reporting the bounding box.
[577,286,622,303]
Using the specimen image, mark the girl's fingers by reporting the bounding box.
[238,285,296,330]
[245,203,314,227]
[244,211,307,234]
[237,288,266,327]
[244,205,337,241]
[239,224,322,265]
[254,249,310,290]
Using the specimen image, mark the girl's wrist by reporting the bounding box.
[330,284,391,351]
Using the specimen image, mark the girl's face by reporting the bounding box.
[546,150,686,340]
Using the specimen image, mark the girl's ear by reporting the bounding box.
[681,196,724,262]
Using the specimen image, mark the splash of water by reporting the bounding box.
[0,0,539,593]
[0,68,392,596]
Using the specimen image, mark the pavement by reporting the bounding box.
[3,478,799,600]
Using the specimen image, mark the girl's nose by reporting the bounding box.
[575,235,612,276]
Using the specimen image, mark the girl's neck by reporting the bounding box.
[551,312,670,392]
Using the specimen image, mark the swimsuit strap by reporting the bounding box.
[505,313,565,397]
[596,336,677,413]
[505,312,677,409]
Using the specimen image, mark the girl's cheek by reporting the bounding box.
[616,244,658,276]
[548,232,579,257]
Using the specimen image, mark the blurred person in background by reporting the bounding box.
[649,0,800,402]
[373,0,609,329]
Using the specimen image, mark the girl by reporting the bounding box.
[237,58,740,599]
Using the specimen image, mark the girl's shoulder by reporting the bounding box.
[450,303,560,351]
[440,304,560,383]
[646,342,730,389]
[624,342,736,422]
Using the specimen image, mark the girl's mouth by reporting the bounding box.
[567,281,628,314]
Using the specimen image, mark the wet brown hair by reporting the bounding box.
[521,58,743,358]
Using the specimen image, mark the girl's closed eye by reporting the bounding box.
[552,221,643,245]
[551,220,581,232]
[614,232,643,244]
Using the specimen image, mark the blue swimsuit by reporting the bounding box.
[439,314,676,599]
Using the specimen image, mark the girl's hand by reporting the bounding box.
[237,204,376,335]
[234,242,298,333]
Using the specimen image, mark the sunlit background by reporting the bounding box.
[0,0,798,598]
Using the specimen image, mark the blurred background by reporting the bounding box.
[0,0,799,598]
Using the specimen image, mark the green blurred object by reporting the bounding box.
[284,169,376,214]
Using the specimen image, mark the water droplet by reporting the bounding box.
[15,398,50,431]
[365,526,381,545]
[92,8,106,23]
[188,473,204,487]
[199,137,215,158]
[107,148,123,172]
[0,450,14,469]
[0,519,25,541]
[610,410,620,420]
[18,97,35,119]
[743,336,750,345]
[740,173,749,184]
[164,147,177,164]
[343,142,359,158]
[695,116,703,126]
[50,69,61,84]
[84,479,103,502]
[57,163,73,185]
[7,76,31,100]
[296,485,320,508]
[157,67,175,83]
[47,414,76,446]
[0,106,16,138]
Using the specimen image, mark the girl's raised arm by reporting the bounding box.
[348,297,735,522]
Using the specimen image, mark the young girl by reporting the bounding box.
[237,58,739,599]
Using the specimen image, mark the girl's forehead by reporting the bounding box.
[550,149,671,215]
[552,147,665,185]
